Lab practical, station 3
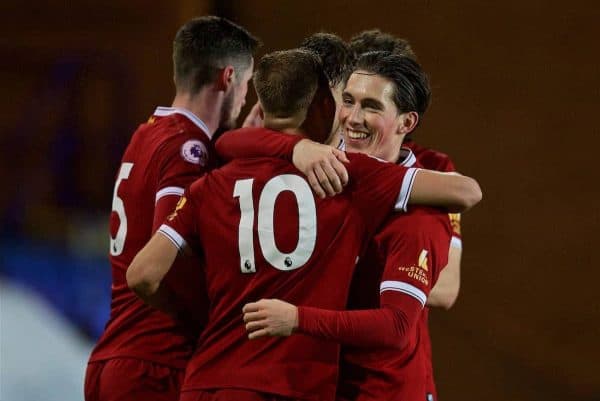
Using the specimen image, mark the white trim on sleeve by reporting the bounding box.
[380,280,427,306]
[158,224,187,251]
[155,186,185,204]
[451,236,463,249]
[395,167,419,212]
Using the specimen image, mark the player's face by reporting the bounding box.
[340,71,404,162]
[221,58,254,129]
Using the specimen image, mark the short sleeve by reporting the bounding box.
[152,134,212,231]
[377,210,452,307]
[347,153,419,236]
[158,182,203,251]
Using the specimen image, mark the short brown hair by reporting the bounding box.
[300,32,355,87]
[253,49,326,118]
[173,16,260,93]
[355,51,430,121]
[349,29,416,60]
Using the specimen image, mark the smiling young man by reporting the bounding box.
[350,30,464,401]
[241,52,463,401]
[126,49,480,401]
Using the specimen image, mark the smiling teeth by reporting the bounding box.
[348,131,368,139]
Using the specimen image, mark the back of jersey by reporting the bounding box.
[90,108,214,368]
[163,153,416,400]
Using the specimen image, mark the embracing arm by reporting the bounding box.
[298,293,422,349]
[216,130,349,198]
[126,232,180,314]
[427,245,461,309]
[409,170,482,213]
[243,292,422,349]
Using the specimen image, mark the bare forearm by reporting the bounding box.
[427,246,462,309]
[410,170,482,213]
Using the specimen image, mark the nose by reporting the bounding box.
[347,104,364,127]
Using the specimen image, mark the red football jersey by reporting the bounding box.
[338,209,452,401]
[89,107,217,368]
[404,140,461,247]
[160,148,419,401]
[405,140,461,400]
[336,149,452,401]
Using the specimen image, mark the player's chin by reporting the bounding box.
[344,136,371,153]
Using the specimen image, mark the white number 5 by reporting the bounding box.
[234,174,317,273]
[110,163,133,256]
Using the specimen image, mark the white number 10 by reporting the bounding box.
[233,174,317,273]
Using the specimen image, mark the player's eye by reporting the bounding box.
[361,100,383,112]
[342,95,354,106]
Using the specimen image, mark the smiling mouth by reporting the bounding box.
[346,129,369,140]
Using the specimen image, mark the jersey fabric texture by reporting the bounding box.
[84,358,184,401]
[89,107,216,369]
[404,140,461,400]
[337,150,453,401]
[160,138,418,401]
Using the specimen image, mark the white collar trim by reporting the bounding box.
[154,107,212,139]
[398,147,417,167]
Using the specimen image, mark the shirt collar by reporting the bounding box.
[154,106,212,139]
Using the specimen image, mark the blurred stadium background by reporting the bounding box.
[1,1,599,400]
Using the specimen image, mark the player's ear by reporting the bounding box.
[217,66,235,91]
[397,111,419,135]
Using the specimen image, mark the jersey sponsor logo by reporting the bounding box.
[181,140,208,166]
[418,249,429,271]
[449,213,461,235]
[167,196,187,221]
[397,248,430,286]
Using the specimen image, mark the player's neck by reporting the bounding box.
[171,90,222,135]
[263,115,305,136]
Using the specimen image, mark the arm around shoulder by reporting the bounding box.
[126,232,180,307]
[409,170,482,213]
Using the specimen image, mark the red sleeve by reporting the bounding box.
[297,292,422,349]
[152,134,212,231]
[157,182,203,251]
[347,153,418,214]
[377,209,452,305]
[295,209,452,349]
[215,128,303,163]
[437,157,456,173]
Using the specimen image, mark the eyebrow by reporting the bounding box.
[361,98,384,110]
[342,91,385,110]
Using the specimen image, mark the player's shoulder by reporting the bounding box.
[346,152,395,177]
[129,107,213,163]
[347,151,390,164]
[404,141,455,172]
[142,107,211,145]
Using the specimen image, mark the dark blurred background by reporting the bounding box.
[1,1,599,400]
